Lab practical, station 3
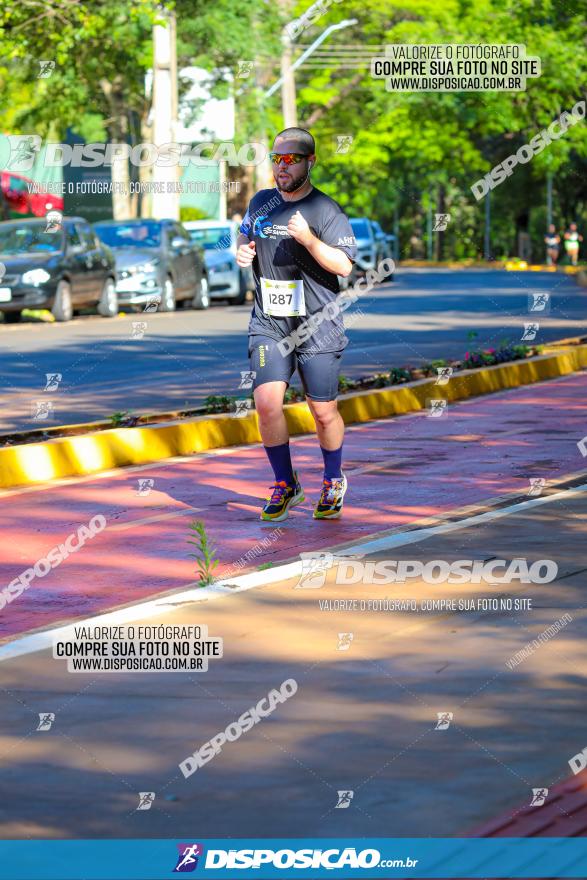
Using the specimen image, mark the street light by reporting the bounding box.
[259,18,357,184]
[264,18,358,103]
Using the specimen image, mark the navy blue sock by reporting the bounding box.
[321,444,343,480]
[264,442,295,485]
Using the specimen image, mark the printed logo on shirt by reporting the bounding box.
[252,215,290,239]
[337,235,355,246]
[253,215,273,238]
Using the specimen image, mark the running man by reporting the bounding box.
[544,224,560,266]
[564,222,583,266]
[236,127,356,522]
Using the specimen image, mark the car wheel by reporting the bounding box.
[192,274,210,310]
[51,279,73,322]
[97,277,119,317]
[160,276,176,312]
[3,311,22,324]
[234,271,247,306]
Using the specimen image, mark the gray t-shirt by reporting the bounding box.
[241,187,357,352]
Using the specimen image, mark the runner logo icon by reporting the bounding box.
[36,713,55,731]
[173,843,204,872]
[297,552,334,588]
[335,790,354,808]
[530,788,548,806]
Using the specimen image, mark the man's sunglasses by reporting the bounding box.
[269,152,311,165]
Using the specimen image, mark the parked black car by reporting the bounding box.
[0,216,117,323]
[93,219,209,311]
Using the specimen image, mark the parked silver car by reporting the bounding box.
[93,219,209,311]
[184,220,252,305]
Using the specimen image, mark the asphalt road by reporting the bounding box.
[2,477,586,839]
[1,268,585,432]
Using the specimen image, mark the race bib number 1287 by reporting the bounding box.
[260,277,306,317]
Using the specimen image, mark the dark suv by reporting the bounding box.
[93,219,209,311]
[0,216,117,323]
[349,217,394,282]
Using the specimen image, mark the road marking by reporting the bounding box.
[107,507,203,531]
[1,482,584,663]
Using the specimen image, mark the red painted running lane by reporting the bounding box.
[468,769,587,839]
[1,371,586,641]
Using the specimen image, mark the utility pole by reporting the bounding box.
[426,194,433,261]
[219,160,227,220]
[281,30,298,127]
[546,171,553,229]
[261,17,356,185]
[545,152,553,230]
[151,9,179,220]
[484,189,491,261]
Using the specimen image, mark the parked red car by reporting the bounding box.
[0,171,64,218]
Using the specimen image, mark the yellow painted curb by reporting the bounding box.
[1,345,586,490]
[400,260,578,273]
[400,260,506,269]
[504,261,565,272]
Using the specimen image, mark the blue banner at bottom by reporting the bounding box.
[0,838,586,879]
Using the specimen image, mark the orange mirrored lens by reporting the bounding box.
[270,153,308,165]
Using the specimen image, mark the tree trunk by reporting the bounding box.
[100,76,133,219]
[436,185,445,261]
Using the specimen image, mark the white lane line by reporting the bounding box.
[1,482,584,664]
[107,507,203,531]
[332,483,586,555]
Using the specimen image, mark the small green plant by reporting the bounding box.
[258,562,274,571]
[110,411,129,426]
[180,206,209,222]
[109,411,141,427]
[284,387,304,402]
[388,367,412,384]
[204,395,235,413]
[187,520,219,587]
[338,374,358,392]
[372,372,390,388]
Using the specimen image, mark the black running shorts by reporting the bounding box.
[248,335,343,402]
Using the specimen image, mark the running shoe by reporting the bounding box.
[261,472,304,522]
[313,472,347,519]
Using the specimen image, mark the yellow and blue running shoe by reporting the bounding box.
[313,473,347,519]
[261,472,304,522]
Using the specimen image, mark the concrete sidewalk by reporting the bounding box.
[1,370,587,642]
[0,486,585,840]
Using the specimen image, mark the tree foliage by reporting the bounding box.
[0,0,585,256]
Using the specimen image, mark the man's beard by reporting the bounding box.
[275,167,310,193]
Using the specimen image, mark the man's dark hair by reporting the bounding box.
[274,127,315,155]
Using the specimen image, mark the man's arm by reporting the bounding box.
[305,235,353,276]
[287,210,353,277]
